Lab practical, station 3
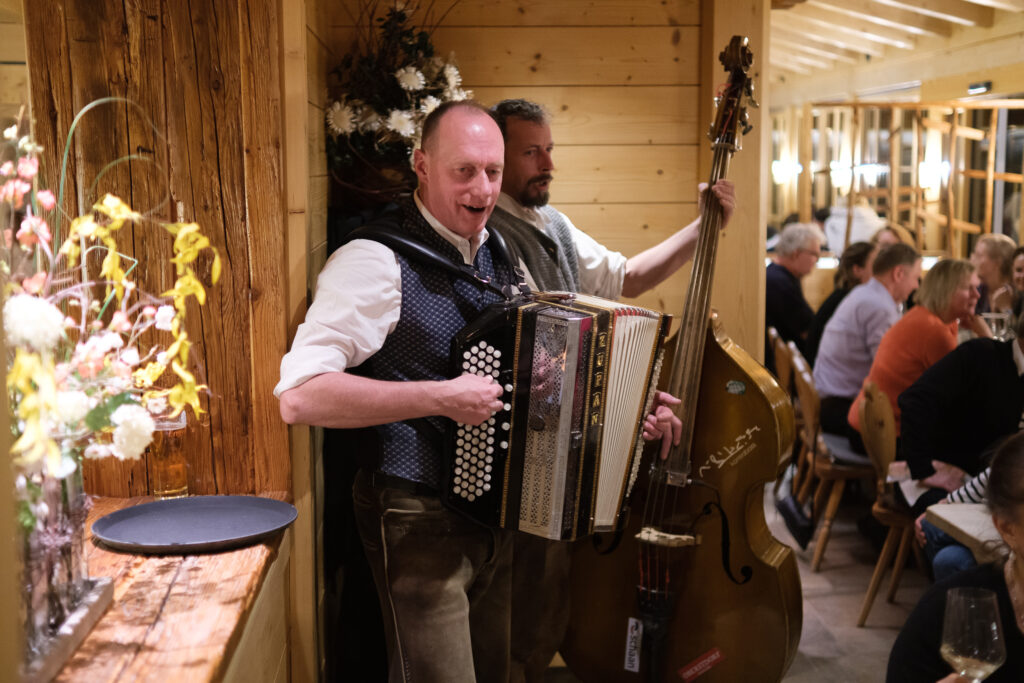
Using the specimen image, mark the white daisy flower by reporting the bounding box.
[395,66,426,92]
[154,304,176,331]
[326,101,356,137]
[419,96,442,116]
[444,63,462,90]
[386,110,417,138]
[56,391,91,426]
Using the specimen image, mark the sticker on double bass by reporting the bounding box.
[679,647,725,681]
[623,617,643,672]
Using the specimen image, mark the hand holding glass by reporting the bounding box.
[940,587,1006,682]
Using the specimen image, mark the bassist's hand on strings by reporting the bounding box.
[642,390,683,460]
[698,179,736,228]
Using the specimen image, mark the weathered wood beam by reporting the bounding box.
[872,0,994,27]
[789,4,918,48]
[769,55,813,75]
[960,0,1024,12]
[772,47,834,70]
[806,0,954,37]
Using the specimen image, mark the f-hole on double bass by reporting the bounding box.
[561,36,803,683]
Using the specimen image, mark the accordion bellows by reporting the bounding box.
[444,292,669,540]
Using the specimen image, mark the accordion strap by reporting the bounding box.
[346,221,530,299]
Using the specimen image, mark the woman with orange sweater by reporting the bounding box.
[848,259,991,435]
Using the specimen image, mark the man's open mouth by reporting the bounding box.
[464,204,487,214]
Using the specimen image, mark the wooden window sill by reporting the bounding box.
[55,496,292,682]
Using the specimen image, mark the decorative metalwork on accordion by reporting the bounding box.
[443,293,669,541]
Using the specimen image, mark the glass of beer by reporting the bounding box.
[147,412,189,499]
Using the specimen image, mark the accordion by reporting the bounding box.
[443,293,669,540]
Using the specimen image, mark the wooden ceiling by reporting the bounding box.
[769,0,1024,79]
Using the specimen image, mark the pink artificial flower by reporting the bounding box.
[0,179,31,208]
[109,310,132,333]
[142,305,157,317]
[55,362,71,384]
[36,189,56,211]
[111,361,132,378]
[91,320,104,331]
[0,161,12,177]
[17,215,51,248]
[21,270,47,294]
[76,357,104,379]
[17,156,38,180]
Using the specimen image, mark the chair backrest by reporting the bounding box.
[858,380,898,489]
[788,341,820,441]
[772,330,794,396]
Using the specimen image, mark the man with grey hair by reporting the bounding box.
[766,222,827,363]
[489,98,735,682]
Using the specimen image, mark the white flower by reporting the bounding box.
[84,443,113,460]
[444,63,462,90]
[358,109,382,133]
[120,346,141,366]
[56,391,91,425]
[154,305,175,331]
[47,455,78,479]
[30,500,49,521]
[386,110,417,138]
[419,96,441,116]
[326,101,356,137]
[395,66,426,91]
[146,395,169,416]
[3,125,16,140]
[4,294,65,351]
[110,403,155,461]
[445,87,471,102]
[83,331,124,355]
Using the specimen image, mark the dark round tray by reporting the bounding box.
[91,495,298,554]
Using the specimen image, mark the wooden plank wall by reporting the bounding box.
[23,0,291,499]
[0,0,26,121]
[326,0,704,323]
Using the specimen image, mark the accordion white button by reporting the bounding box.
[485,463,492,471]
[500,441,508,449]
[503,403,511,411]
[494,350,501,358]
[484,473,491,482]
[501,422,510,431]
[483,483,491,491]
[504,384,513,392]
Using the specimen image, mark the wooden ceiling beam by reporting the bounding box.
[768,56,813,75]
[772,48,834,69]
[871,0,994,27]
[770,13,887,56]
[960,0,1024,12]
[788,4,918,48]
[806,0,954,37]
[772,34,861,64]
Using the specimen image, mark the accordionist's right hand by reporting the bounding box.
[439,373,505,426]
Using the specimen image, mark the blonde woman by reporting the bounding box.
[971,233,1016,314]
[848,259,990,435]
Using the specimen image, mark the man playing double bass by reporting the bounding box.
[487,98,736,681]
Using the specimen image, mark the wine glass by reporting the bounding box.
[981,312,1011,341]
[940,587,1006,682]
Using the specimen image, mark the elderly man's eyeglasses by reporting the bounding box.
[800,247,821,259]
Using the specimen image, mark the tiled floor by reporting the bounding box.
[546,484,932,682]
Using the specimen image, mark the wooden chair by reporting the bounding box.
[772,335,804,491]
[856,380,923,627]
[789,344,875,572]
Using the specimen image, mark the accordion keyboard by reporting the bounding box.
[453,340,513,502]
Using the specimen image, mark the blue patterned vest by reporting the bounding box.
[364,202,516,489]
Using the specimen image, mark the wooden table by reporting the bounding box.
[925,503,1003,563]
[56,496,292,682]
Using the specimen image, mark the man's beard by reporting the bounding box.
[518,174,552,207]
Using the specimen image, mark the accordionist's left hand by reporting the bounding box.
[642,390,683,460]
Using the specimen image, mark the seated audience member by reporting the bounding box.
[823,199,886,252]
[871,225,905,248]
[897,314,1024,516]
[813,243,922,450]
[916,467,989,582]
[1002,245,1024,320]
[805,241,876,365]
[848,259,989,436]
[971,233,1016,315]
[765,222,826,367]
[887,432,1024,683]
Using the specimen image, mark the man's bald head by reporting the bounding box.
[420,100,495,153]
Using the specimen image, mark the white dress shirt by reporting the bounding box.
[275,193,488,396]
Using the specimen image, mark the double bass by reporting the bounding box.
[561,37,802,682]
